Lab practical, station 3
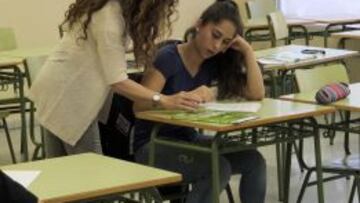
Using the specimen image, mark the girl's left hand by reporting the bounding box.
[227,35,253,55]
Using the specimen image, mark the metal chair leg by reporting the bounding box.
[225,183,235,203]
[356,176,360,203]
[297,168,315,203]
[3,118,16,163]
[348,177,356,203]
[293,140,305,173]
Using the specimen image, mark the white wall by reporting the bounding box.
[0,0,213,48]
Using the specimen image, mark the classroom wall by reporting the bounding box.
[0,0,213,48]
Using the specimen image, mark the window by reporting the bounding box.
[280,0,360,18]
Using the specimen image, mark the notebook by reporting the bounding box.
[162,102,261,125]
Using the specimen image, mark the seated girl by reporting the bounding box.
[133,1,266,203]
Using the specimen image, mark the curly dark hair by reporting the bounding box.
[61,0,179,66]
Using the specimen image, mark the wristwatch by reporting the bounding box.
[152,93,161,107]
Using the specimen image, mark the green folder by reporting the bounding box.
[162,110,258,125]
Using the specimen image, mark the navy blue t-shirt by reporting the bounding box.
[133,43,218,151]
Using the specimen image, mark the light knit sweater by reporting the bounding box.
[29,1,128,146]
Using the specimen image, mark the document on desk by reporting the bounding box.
[258,51,317,64]
[166,102,261,124]
[200,102,261,112]
[3,170,41,188]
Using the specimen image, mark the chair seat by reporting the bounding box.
[323,154,360,173]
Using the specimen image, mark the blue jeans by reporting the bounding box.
[135,135,266,203]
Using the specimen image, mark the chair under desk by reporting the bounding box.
[331,30,360,49]
[0,57,30,162]
[0,153,182,203]
[136,98,336,203]
[280,83,360,202]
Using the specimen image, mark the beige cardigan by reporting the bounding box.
[29,1,128,146]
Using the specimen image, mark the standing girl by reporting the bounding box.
[30,0,201,156]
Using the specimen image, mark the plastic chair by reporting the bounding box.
[295,63,350,146]
[0,27,17,51]
[0,55,48,161]
[246,0,277,19]
[294,64,360,202]
[295,63,350,92]
[267,11,310,47]
[267,11,291,47]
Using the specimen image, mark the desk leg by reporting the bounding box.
[269,71,279,98]
[324,25,330,48]
[344,111,351,155]
[211,135,221,203]
[149,124,161,166]
[276,142,284,201]
[16,67,28,162]
[283,125,294,203]
[310,118,325,203]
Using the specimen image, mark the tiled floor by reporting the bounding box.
[0,114,359,203]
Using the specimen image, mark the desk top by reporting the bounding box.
[332,30,360,40]
[0,46,54,58]
[304,16,360,24]
[281,83,360,112]
[0,56,24,67]
[1,153,181,203]
[136,98,335,132]
[255,45,358,71]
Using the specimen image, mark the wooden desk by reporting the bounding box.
[300,16,360,47]
[0,57,24,67]
[281,83,360,112]
[1,153,181,203]
[256,45,358,72]
[137,98,335,203]
[331,30,360,48]
[281,82,360,155]
[256,45,358,97]
[0,47,54,59]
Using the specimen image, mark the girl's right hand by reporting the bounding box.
[160,91,202,111]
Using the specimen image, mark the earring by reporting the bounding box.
[195,27,199,32]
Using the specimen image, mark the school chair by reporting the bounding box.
[234,0,272,43]
[267,11,290,47]
[245,0,277,19]
[295,63,350,147]
[267,11,310,47]
[0,27,17,51]
[0,55,47,161]
[294,63,360,203]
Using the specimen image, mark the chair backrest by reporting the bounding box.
[246,0,277,19]
[0,27,17,51]
[295,63,350,92]
[267,11,289,47]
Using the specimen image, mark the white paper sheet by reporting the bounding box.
[3,170,41,188]
[258,51,317,64]
[200,102,261,113]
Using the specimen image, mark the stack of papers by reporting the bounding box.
[258,51,317,64]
